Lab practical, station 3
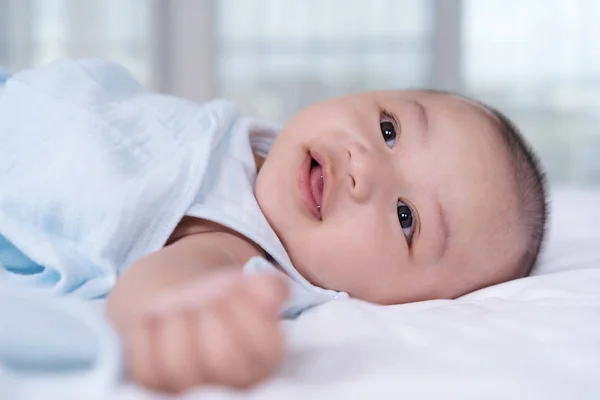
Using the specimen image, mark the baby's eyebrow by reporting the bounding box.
[436,199,450,259]
[410,99,430,142]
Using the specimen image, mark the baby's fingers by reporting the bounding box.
[223,291,285,381]
[154,310,205,392]
[192,298,262,388]
[125,312,206,394]
[242,273,289,316]
[124,316,163,391]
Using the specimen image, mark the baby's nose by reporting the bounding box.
[346,143,378,203]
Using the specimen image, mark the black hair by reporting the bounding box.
[486,105,548,276]
[423,89,549,277]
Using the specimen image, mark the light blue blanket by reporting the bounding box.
[0,59,233,398]
[0,59,238,299]
[0,283,121,399]
[0,59,343,397]
[0,68,9,85]
[0,68,7,96]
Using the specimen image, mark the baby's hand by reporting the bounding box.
[122,270,289,393]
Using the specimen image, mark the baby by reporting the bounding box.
[0,60,547,393]
[109,91,548,392]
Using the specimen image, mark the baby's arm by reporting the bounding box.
[106,218,288,393]
[107,218,263,328]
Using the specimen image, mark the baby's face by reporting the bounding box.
[256,91,527,304]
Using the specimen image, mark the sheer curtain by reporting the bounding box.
[0,0,435,120]
[463,0,600,185]
[215,0,433,121]
[0,0,598,185]
[0,0,154,86]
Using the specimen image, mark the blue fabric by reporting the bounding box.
[0,58,236,394]
[0,68,9,85]
[0,58,347,395]
[0,59,236,298]
[0,283,121,398]
[0,58,346,310]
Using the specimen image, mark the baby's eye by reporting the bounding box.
[397,201,415,241]
[380,110,399,148]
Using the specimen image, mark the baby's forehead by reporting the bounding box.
[330,90,511,176]
[397,90,494,117]
[395,92,522,265]
[342,90,497,127]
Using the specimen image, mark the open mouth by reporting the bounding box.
[299,152,325,220]
[309,156,324,218]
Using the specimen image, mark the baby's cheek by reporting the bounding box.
[303,229,388,292]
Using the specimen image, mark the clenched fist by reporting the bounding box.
[121,271,289,393]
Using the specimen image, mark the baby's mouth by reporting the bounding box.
[309,157,324,219]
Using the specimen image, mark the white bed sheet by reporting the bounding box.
[112,187,600,399]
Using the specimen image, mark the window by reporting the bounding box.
[463,0,600,184]
[215,0,433,121]
[1,0,598,184]
[0,0,154,86]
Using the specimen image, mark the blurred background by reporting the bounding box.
[0,0,599,186]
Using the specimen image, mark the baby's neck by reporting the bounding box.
[252,152,283,273]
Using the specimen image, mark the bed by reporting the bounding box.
[1,186,599,400]
[102,186,600,400]
[1,62,599,399]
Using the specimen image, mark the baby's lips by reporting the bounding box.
[310,163,324,209]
